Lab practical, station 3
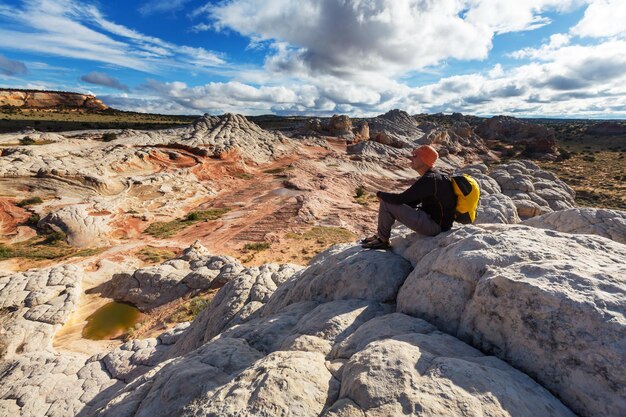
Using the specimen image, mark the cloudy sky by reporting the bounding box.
[1,0,625,118]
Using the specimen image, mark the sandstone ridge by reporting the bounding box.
[0,89,107,110]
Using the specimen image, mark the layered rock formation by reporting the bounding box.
[2,218,624,417]
[489,160,576,218]
[38,205,111,248]
[421,121,498,165]
[366,109,425,148]
[101,242,247,311]
[0,89,107,110]
[476,115,558,156]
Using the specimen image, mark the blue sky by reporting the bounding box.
[1,0,626,118]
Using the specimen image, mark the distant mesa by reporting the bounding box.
[0,88,108,111]
[585,121,626,136]
[476,115,558,157]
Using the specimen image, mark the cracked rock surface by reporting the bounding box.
[2,222,625,417]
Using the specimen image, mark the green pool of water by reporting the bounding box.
[82,302,142,340]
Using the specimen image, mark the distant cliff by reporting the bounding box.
[0,88,107,110]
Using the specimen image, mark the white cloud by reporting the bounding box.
[0,0,225,73]
[570,0,626,38]
[464,0,584,34]
[193,0,583,81]
[510,33,571,59]
[118,28,626,119]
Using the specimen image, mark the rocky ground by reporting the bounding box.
[0,110,625,417]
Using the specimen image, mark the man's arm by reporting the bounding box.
[377,176,436,205]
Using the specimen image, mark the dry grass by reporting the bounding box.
[236,226,357,266]
[537,135,626,210]
[0,236,104,261]
[144,208,230,238]
[135,246,178,264]
[0,108,197,133]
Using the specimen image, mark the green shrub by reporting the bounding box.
[558,148,572,160]
[145,209,229,238]
[185,209,230,222]
[16,197,43,207]
[243,242,271,252]
[19,136,36,145]
[26,213,40,227]
[189,298,211,316]
[102,132,118,142]
[43,231,67,244]
[355,185,366,198]
[0,244,11,258]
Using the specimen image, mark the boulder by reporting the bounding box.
[488,160,576,219]
[181,350,338,417]
[169,262,303,357]
[366,109,424,149]
[421,122,498,164]
[337,336,575,416]
[396,224,626,417]
[103,242,244,311]
[262,244,413,315]
[355,121,369,140]
[523,207,626,244]
[38,205,111,248]
[329,115,354,138]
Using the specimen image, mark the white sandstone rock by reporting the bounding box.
[38,205,111,248]
[262,244,413,315]
[523,207,626,243]
[397,224,626,417]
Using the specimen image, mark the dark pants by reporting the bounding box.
[377,200,441,240]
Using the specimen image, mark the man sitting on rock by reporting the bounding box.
[361,145,457,249]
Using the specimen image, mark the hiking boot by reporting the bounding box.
[359,235,379,244]
[361,237,391,250]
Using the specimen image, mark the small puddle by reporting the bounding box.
[82,302,142,340]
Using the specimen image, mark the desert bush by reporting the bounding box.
[168,294,214,324]
[19,136,36,145]
[26,213,40,227]
[136,246,176,264]
[355,185,366,198]
[102,132,117,142]
[243,242,271,252]
[189,298,211,316]
[558,148,572,160]
[43,230,67,244]
[146,208,229,238]
[16,197,43,207]
[186,209,229,222]
[234,172,253,180]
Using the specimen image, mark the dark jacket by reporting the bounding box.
[377,169,457,231]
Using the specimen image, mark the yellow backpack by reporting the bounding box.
[451,174,480,223]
